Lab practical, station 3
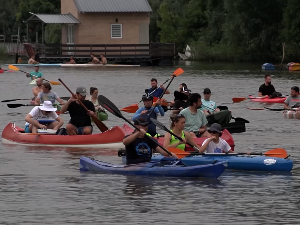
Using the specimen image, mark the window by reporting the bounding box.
[111,24,122,38]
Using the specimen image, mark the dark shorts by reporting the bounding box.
[77,126,93,135]
[193,131,204,138]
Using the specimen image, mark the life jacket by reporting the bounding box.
[169,130,185,151]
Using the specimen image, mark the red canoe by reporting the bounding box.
[2,123,235,151]
[1,122,126,148]
[249,95,286,103]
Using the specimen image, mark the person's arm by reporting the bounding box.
[258,85,264,97]
[198,138,214,153]
[199,125,207,134]
[185,131,201,150]
[34,96,41,106]
[25,114,46,129]
[32,87,40,97]
[60,97,75,113]
[284,97,291,109]
[154,102,164,116]
[53,117,64,130]
[223,141,233,153]
[123,131,140,146]
[56,97,65,105]
[132,108,144,120]
[160,84,170,94]
[199,111,208,133]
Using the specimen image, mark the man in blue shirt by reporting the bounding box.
[147,78,170,98]
[132,94,165,136]
[26,65,44,80]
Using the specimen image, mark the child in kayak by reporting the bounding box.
[163,114,201,151]
[198,123,234,154]
[123,117,176,164]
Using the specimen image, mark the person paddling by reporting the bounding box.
[30,78,43,104]
[147,78,170,97]
[24,101,64,133]
[163,114,201,151]
[179,93,210,138]
[123,117,176,165]
[26,65,44,80]
[172,87,191,114]
[34,82,65,107]
[132,94,164,137]
[284,86,300,109]
[258,74,276,97]
[198,123,233,153]
[60,86,96,135]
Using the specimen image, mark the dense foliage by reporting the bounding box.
[0,0,299,61]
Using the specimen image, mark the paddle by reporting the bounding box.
[2,98,32,102]
[8,65,60,85]
[97,95,174,157]
[168,147,288,159]
[150,118,199,154]
[58,78,108,133]
[120,68,184,113]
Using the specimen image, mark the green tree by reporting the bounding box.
[149,0,163,42]
[0,0,21,38]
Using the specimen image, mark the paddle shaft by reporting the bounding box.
[172,152,285,156]
[58,79,108,132]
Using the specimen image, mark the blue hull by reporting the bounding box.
[151,154,293,172]
[80,157,226,178]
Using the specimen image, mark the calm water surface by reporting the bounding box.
[0,60,300,224]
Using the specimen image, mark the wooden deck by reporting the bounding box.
[23,43,175,66]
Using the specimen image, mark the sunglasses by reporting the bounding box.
[208,130,219,134]
[203,92,211,94]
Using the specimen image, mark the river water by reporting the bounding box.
[0,59,300,224]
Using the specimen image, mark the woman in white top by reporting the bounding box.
[198,123,233,153]
[87,87,108,121]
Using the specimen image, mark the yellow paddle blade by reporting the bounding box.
[8,65,20,71]
[120,104,139,113]
[173,68,184,77]
[264,148,288,158]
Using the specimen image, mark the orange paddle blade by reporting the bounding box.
[264,148,288,158]
[121,104,139,113]
[167,147,190,159]
[8,65,20,71]
[153,97,169,107]
[173,68,184,76]
[49,80,61,85]
[232,97,247,103]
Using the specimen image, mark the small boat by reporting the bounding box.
[261,63,275,70]
[287,62,300,71]
[79,157,227,178]
[6,63,140,67]
[150,154,293,172]
[249,95,286,103]
[122,125,235,151]
[1,122,126,148]
[284,110,300,120]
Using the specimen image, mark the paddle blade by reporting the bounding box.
[7,104,31,108]
[150,118,168,132]
[173,68,184,77]
[8,65,20,71]
[48,80,61,85]
[120,104,139,113]
[167,147,190,159]
[232,97,247,103]
[264,148,288,158]
[98,95,123,119]
[2,98,30,102]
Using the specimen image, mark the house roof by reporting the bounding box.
[24,13,80,24]
[75,0,152,13]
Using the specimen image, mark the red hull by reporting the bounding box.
[2,122,126,148]
[249,95,286,103]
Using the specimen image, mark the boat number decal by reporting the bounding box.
[263,159,276,165]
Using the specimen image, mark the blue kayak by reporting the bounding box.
[150,154,293,172]
[80,157,227,178]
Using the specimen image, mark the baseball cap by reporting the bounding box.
[76,86,87,95]
[208,123,222,134]
[203,88,211,94]
[133,118,149,126]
